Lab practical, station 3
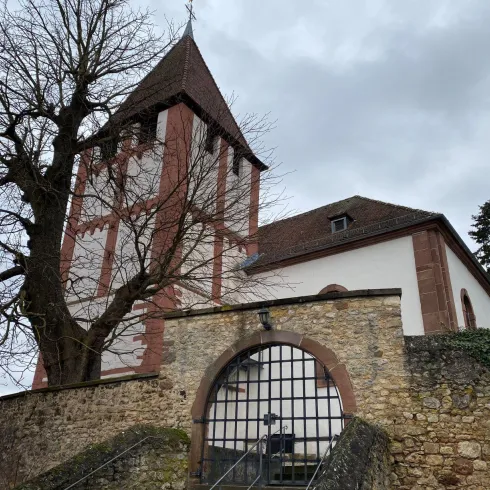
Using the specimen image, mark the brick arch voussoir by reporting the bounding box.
[319,284,348,294]
[191,330,357,421]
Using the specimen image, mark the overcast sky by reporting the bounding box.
[153,0,489,248]
[2,0,489,395]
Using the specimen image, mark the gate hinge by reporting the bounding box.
[190,470,202,478]
[193,416,206,424]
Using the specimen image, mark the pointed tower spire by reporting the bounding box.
[183,0,195,39]
[183,19,194,39]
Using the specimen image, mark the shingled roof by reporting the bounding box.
[113,32,251,152]
[252,196,439,269]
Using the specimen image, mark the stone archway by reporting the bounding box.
[188,331,357,480]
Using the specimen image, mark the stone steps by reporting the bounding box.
[192,485,306,490]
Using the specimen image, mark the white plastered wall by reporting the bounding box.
[221,239,249,304]
[175,285,217,309]
[122,110,167,208]
[188,115,220,215]
[124,151,162,206]
[67,226,108,300]
[111,214,156,291]
[181,222,216,296]
[445,245,490,329]
[80,166,114,221]
[66,297,147,374]
[252,236,425,336]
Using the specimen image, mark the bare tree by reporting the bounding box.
[0,0,280,387]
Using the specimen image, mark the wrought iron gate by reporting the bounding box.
[200,344,344,486]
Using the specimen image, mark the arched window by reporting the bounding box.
[461,289,477,330]
[319,284,348,294]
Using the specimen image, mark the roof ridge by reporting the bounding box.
[352,195,439,215]
[182,36,191,91]
[258,195,439,232]
[258,196,358,230]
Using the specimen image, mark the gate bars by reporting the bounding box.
[200,344,344,486]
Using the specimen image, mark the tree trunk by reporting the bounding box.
[23,149,105,385]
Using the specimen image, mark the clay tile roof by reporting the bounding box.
[113,34,250,151]
[252,195,440,269]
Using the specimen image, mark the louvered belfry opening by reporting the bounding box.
[200,344,344,486]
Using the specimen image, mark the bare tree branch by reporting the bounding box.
[0,0,285,390]
[0,266,24,282]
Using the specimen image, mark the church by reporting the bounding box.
[32,17,490,388]
[10,14,490,490]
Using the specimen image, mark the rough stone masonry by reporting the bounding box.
[0,289,489,489]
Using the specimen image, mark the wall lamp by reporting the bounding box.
[258,307,272,331]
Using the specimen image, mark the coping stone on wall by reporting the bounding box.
[164,288,403,319]
[0,372,159,402]
[313,417,391,490]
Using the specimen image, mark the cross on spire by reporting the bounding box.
[183,0,195,39]
[186,0,196,22]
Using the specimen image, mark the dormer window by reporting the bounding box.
[331,216,348,233]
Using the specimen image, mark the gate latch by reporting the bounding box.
[264,413,279,426]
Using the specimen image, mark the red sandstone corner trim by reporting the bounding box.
[412,230,457,335]
[248,165,260,256]
[136,289,175,373]
[150,103,193,269]
[216,138,228,222]
[97,221,120,297]
[60,150,90,285]
[32,353,47,390]
[142,104,194,376]
[436,232,458,330]
[211,235,224,302]
[187,331,357,476]
[211,138,229,301]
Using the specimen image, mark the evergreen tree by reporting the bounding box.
[469,200,490,273]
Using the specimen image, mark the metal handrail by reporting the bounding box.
[305,434,340,490]
[63,435,164,490]
[246,473,262,490]
[210,425,288,490]
[209,434,268,490]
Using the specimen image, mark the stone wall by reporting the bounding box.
[395,336,490,489]
[0,290,401,486]
[314,417,391,490]
[13,426,189,490]
[1,289,489,489]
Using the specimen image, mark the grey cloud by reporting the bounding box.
[151,0,490,246]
